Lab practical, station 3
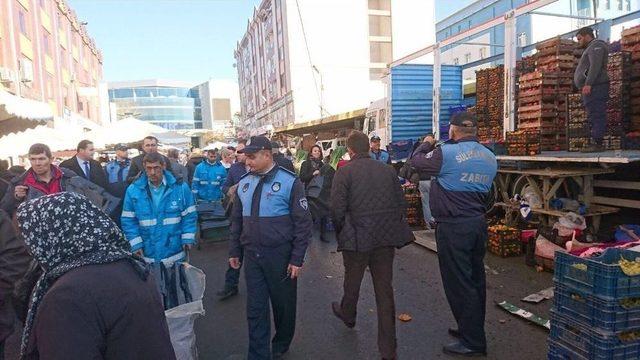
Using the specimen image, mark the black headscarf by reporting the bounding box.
[16,192,147,358]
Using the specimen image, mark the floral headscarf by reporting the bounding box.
[16,192,147,358]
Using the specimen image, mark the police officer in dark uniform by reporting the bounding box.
[369,135,391,164]
[410,112,497,357]
[229,136,313,360]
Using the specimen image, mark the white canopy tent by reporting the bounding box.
[89,117,169,145]
[0,88,53,135]
[203,141,229,150]
[0,124,87,161]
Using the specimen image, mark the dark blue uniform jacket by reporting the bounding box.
[229,165,312,266]
[410,137,497,222]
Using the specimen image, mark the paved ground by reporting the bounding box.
[192,230,554,360]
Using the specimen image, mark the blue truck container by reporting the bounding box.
[390,64,463,142]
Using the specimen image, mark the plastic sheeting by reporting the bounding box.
[164,262,206,360]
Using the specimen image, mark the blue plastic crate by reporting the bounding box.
[554,283,640,332]
[548,338,587,360]
[549,309,640,360]
[554,249,640,300]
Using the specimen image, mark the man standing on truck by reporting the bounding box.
[369,135,391,164]
[574,26,609,153]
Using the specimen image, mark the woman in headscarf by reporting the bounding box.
[17,192,175,360]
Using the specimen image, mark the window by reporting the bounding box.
[368,0,391,11]
[18,11,29,37]
[453,58,459,65]
[518,33,527,47]
[369,15,392,37]
[627,0,631,11]
[479,48,487,59]
[618,0,623,10]
[39,0,45,7]
[42,32,51,55]
[46,75,54,99]
[606,0,611,9]
[465,53,472,64]
[369,42,393,63]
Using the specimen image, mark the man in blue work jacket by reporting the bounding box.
[369,135,391,164]
[192,149,227,202]
[410,112,497,357]
[121,152,197,264]
[229,136,312,360]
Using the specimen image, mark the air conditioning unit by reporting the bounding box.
[0,67,15,84]
[19,59,34,83]
[70,74,77,83]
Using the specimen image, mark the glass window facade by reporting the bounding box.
[108,85,203,130]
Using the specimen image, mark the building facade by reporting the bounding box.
[0,0,104,125]
[436,0,640,84]
[234,0,435,134]
[107,79,239,133]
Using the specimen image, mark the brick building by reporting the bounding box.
[0,0,103,127]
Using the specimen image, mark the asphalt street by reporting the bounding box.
[192,230,553,360]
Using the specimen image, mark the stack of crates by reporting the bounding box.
[403,184,424,228]
[567,93,590,152]
[605,51,632,150]
[505,129,541,156]
[517,37,578,151]
[476,66,505,142]
[622,25,640,132]
[549,249,640,359]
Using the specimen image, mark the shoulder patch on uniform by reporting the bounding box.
[278,166,296,176]
[299,198,308,210]
[242,183,250,193]
[271,182,281,192]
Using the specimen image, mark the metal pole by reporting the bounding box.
[432,45,441,139]
[503,10,517,137]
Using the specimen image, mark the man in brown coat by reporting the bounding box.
[330,130,414,360]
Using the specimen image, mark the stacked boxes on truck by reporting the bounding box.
[605,51,632,150]
[475,66,504,142]
[517,37,578,151]
[621,25,640,149]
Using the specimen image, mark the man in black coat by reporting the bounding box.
[60,140,109,191]
[330,131,414,360]
[0,210,31,359]
[126,136,174,182]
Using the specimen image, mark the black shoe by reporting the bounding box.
[331,302,355,328]
[442,341,486,357]
[448,328,461,338]
[216,287,238,301]
[580,144,605,153]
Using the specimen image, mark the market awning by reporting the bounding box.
[0,88,53,135]
[274,108,366,136]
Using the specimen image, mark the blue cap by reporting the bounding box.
[238,136,272,154]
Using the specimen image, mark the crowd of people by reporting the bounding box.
[0,111,497,360]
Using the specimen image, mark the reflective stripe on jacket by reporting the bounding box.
[121,170,197,262]
[192,160,227,202]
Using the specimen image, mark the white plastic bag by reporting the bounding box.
[165,263,206,360]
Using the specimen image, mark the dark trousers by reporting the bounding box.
[582,82,609,143]
[244,246,297,360]
[224,247,244,290]
[436,216,487,351]
[340,247,397,359]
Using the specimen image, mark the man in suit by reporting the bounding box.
[126,136,174,183]
[60,140,109,191]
